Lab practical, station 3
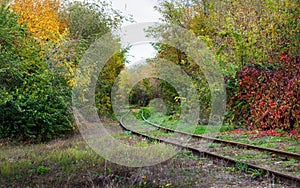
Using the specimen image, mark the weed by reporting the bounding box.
[248,168,263,179]
[208,143,220,148]
[36,166,51,175]
[217,133,299,153]
[125,130,132,136]
[285,147,297,153]
[236,161,248,172]
[282,158,298,167]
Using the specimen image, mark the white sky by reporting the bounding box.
[110,0,162,67]
[111,0,161,25]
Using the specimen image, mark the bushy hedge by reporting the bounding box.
[0,85,74,142]
[0,4,74,142]
[227,53,300,131]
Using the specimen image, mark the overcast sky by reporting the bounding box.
[110,0,162,67]
[111,0,161,25]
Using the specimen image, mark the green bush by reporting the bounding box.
[0,3,74,142]
[136,108,151,120]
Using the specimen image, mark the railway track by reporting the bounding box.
[141,111,300,161]
[119,110,300,187]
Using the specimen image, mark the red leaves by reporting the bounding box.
[270,102,277,109]
[288,129,300,138]
[280,52,292,62]
[261,109,269,120]
[264,130,281,137]
[234,129,242,134]
[227,53,300,132]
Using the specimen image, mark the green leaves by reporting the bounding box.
[0,3,74,142]
[0,0,128,142]
[149,0,299,132]
[61,1,123,44]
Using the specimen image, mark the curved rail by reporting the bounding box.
[141,111,300,161]
[119,111,300,186]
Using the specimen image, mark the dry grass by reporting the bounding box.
[0,120,294,187]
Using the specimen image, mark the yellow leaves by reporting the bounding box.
[63,61,75,86]
[67,79,74,87]
[159,183,172,188]
[11,0,67,43]
[232,0,239,7]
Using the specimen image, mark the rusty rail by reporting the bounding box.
[119,111,300,186]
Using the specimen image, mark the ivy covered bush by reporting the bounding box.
[227,53,299,131]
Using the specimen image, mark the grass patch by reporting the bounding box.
[0,133,175,186]
[0,119,295,187]
[0,135,106,183]
[145,111,234,135]
[217,134,300,153]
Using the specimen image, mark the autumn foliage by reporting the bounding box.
[11,0,67,42]
[227,53,300,132]
[152,0,299,133]
[0,1,125,142]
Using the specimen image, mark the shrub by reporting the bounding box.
[227,53,300,131]
[0,3,74,142]
[136,108,151,120]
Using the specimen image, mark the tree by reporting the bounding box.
[11,0,68,43]
[154,0,300,75]
[0,0,127,142]
[61,1,123,45]
[46,1,127,117]
[96,49,127,116]
[0,3,73,142]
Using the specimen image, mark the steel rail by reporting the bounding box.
[141,111,300,161]
[119,111,300,186]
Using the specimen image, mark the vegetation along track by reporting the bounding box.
[119,110,300,186]
[141,111,300,161]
